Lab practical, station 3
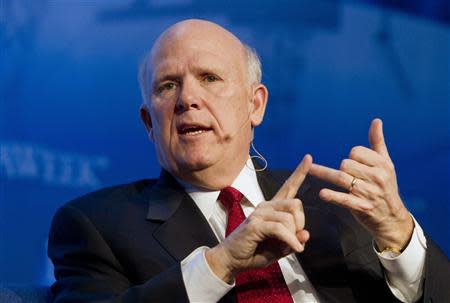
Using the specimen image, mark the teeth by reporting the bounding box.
[185,129,206,135]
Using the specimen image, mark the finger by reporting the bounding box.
[269,199,305,232]
[253,208,297,235]
[296,229,309,244]
[340,159,390,190]
[309,163,353,190]
[341,175,380,200]
[340,158,374,181]
[349,145,385,167]
[368,118,390,159]
[273,154,312,200]
[319,188,373,212]
[261,222,304,252]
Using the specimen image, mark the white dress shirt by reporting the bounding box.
[179,159,427,303]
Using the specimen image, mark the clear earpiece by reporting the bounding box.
[248,140,268,172]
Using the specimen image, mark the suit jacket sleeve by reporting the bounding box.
[48,204,190,303]
[422,236,450,302]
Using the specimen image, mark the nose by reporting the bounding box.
[175,77,202,113]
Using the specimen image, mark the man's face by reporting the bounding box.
[142,22,265,188]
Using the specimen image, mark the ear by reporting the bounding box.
[249,84,268,128]
[140,103,154,142]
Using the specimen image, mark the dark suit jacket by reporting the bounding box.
[48,168,450,303]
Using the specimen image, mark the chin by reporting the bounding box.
[166,149,212,170]
[178,157,215,172]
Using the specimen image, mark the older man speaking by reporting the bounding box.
[48,19,449,303]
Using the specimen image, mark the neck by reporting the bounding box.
[176,153,249,190]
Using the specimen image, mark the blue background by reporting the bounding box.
[1,0,449,285]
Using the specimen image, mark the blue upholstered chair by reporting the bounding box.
[0,285,50,303]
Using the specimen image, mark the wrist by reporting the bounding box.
[375,213,414,252]
[205,245,237,284]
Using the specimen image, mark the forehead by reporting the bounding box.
[153,44,235,75]
[150,25,247,80]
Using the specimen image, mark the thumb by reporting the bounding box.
[369,118,390,158]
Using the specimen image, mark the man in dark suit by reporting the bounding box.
[48,19,449,302]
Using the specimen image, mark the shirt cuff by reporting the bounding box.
[181,246,235,303]
[374,216,427,303]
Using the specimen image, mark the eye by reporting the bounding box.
[157,81,177,93]
[203,74,219,83]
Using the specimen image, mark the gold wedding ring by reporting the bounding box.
[349,177,357,193]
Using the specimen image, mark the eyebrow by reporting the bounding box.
[153,74,180,84]
[152,64,227,86]
[192,63,227,77]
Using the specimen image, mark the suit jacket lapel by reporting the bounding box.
[145,170,218,261]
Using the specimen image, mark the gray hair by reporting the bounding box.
[138,43,262,102]
[138,51,152,103]
[243,44,262,87]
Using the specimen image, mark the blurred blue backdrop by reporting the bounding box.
[1,0,449,285]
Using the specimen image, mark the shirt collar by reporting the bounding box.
[179,158,263,220]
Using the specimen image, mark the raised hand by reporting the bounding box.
[206,154,312,283]
[309,118,413,252]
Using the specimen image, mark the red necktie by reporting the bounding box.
[218,187,294,303]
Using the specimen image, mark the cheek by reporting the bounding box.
[211,81,241,99]
[150,102,175,139]
[209,84,249,112]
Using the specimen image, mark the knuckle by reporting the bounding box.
[367,169,377,180]
[365,186,377,201]
[287,213,295,225]
[340,159,347,171]
[287,200,297,211]
[339,196,352,209]
[349,146,361,159]
[338,171,348,184]
[385,160,395,171]
[250,208,262,218]
[258,201,270,209]
[362,202,375,212]
[292,198,302,210]
[343,195,351,205]
[373,175,383,186]
[373,170,388,186]
[246,215,259,227]
[285,214,296,228]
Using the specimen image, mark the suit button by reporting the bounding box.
[427,298,433,303]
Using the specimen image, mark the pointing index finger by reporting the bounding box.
[273,154,312,200]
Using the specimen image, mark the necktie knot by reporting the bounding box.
[218,186,244,212]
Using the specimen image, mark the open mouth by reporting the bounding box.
[177,124,213,136]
